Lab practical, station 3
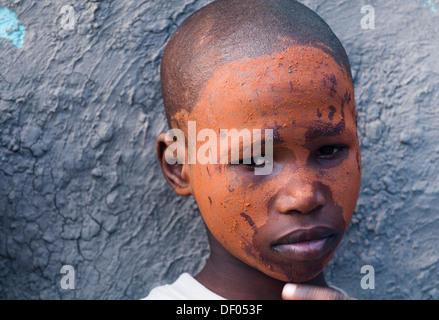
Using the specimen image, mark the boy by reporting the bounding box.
[147,0,361,300]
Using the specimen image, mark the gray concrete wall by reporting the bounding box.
[0,0,438,299]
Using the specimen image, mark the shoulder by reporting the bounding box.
[143,273,225,300]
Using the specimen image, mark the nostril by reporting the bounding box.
[276,193,325,215]
[276,195,296,213]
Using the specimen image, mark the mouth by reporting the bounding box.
[271,226,338,261]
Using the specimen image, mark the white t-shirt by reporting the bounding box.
[144,273,349,300]
[144,273,226,300]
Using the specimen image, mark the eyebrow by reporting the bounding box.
[305,119,346,141]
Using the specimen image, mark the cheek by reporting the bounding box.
[190,165,273,257]
[191,165,255,238]
[319,150,361,224]
[191,165,230,217]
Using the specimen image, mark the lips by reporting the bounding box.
[271,226,338,261]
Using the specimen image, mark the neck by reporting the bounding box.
[195,230,328,300]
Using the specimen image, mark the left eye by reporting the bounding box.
[318,146,344,158]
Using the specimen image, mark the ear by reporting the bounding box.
[156,133,192,196]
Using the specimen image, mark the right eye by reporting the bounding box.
[238,156,265,168]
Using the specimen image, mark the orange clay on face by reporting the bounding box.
[173,45,361,281]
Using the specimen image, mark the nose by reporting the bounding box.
[275,177,326,215]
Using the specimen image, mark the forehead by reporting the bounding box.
[177,45,356,144]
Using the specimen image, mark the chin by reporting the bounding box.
[254,251,334,283]
[271,264,325,283]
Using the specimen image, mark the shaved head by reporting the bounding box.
[161,0,352,129]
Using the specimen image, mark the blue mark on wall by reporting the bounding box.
[423,0,438,13]
[0,7,26,48]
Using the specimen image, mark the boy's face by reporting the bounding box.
[172,45,361,282]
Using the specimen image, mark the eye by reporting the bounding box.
[239,157,264,168]
[317,145,345,159]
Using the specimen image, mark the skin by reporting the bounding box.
[157,45,361,300]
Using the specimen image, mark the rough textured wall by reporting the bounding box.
[0,0,438,300]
